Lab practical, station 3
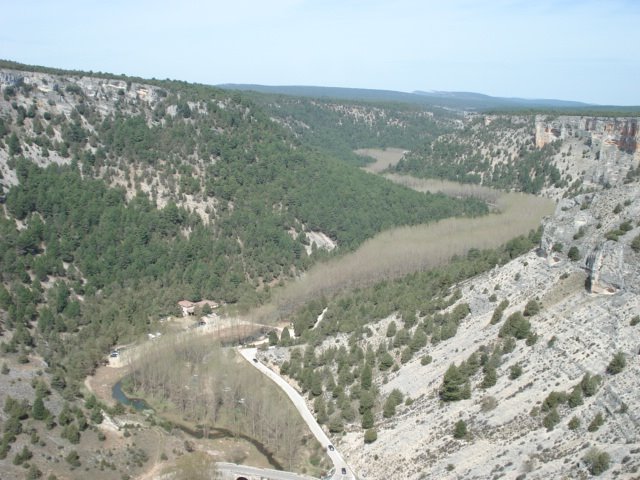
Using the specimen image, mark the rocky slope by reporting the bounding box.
[334,180,640,478]
[0,67,218,218]
[535,115,640,199]
[393,112,639,201]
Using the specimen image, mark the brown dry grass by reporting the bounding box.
[382,173,502,203]
[355,147,408,173]
[249,187,554,323]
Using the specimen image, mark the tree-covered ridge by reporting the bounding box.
[0,66,484,252]
[241,92,455,165]
[4,160,244,299]
[2,157,485,300]
[392,116,564,193]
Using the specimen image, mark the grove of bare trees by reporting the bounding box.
[127,333,309,470]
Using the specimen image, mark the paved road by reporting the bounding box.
[239,347,356,480]
[217,461,318,480]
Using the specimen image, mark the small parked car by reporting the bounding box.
[341,467,347,475]
[110,351,119,358]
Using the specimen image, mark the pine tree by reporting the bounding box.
[90,406,103,425]
[310,372,323,397]
[280,327,291,345]
[383,397,396,418]
[481,366,497,389]
[439,364,470,401]
[31,395,47,421]
[360,364,372,390]
[361,409,374,429]
[386,321,397,338]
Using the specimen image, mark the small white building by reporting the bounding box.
[177,300,219,317]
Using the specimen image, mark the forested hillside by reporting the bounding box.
[393,116,565,193]
[238,92,454,165]
[0,62,485,392]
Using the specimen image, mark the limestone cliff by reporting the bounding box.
[535,116,639,189]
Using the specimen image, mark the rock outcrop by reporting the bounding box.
[585,242,626,294]
[535,116,640,189]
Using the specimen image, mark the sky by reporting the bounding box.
[2,0,639,105]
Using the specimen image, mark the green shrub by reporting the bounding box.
[490,307,504,325]
[568,385,583,408]
[364,428,377,444]
[400,347,413,364]
[12,445,32,465]
[453,419,467,439]
[568,416,580,430]
[480,396,497,412]
[567,246,581,261]
[523,299,540,317]
[584,447,610,476]
[499,312,531,339]
[383,397,397,418]
[542,391,567,412]
[606,352,626,375]
[588,412,604,432]
[542,408,560,431]
[502,336,516,353]
[619,220,633,232]
[65,450,81,467]
[27,464,42,480]
[605,229,622,241]
[420,355,432,366]
[581,373,601,397]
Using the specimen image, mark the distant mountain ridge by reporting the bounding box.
[218,83,596,111]
[412,89,592,109]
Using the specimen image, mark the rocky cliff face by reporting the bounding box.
[540,178,639,296]
[535,116,640,190]
[535,116,638,154]
[339,179,640,479]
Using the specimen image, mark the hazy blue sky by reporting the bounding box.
[2,0,639,104]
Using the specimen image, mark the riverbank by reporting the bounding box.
[85,364,127,407]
